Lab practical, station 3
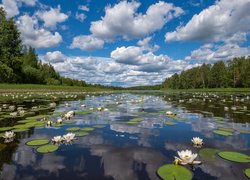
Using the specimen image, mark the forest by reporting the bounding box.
[163,57,250,89]
[0,8,88,87]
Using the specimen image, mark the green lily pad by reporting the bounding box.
[199,148,220,161]
[214,120,225,124]
[213,130,233,136]
[218,151,250,163]
[93,125,105,128]
[66,127,80,131]
[157,164,192,180]
[13,128,29,132]
[36,144,58,153]
[81,127,94,131]
[130,118,144,122]
[75,110,91,115]
[164,121,177,125]
[127,121,139,124]
[244,168,250,178]
[0,127,13,132]
[18,119,37,123]
[0,143,7,151]
[237,130,250,134]
[218,127,235,132]
[26,139,50,146]
[64,120,76,124]
[75,131,88,137]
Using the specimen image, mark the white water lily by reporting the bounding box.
[191,137,203,147]
[63,133,76,142]
[174,150,201,165]
[166,111,173,115]
[9,112,18,117]
[224,106,229,111]
[64,111,75,120]
[57,118,63,124]
[47,120,53,127]
[3,131,15,139]
[97,107,102,111]
[51,136,64,143]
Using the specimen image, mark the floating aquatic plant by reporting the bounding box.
[157,164,192,180]
[213,130,233,136]
[81,127,94,131]
[191,137,203,148]
[66,127,80,131]
[36,144,58,153]
[199,148,219,161]
[164,121,176,125]
[218,151,250,163]
[75,132,88,137]
[26,139,50,146]
[245,168,250,178]
[174,150,201,165]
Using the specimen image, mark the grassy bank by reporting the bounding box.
[161,88,250,93]
[0,84,112,92]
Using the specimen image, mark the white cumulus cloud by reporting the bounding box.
[17,14,62,48]
[36,5,68,29]
[70,35,104,51]
[165,0,250,42]
[90,1,183,40]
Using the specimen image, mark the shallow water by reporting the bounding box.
[0,92,250,180]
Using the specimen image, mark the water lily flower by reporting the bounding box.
[166,111,173,115]
[81,104,86,108]
[231,106,237,111]
[9,111,17,117]
[224,107,229,111]
[47,120,53,127]
[3,131,15,139]
[63,133,76,142]
[174,150,201,165]
[64,111,75,120]
[51,136,64,143]
[191,137,203,147]
[97,107,102,111]
[57,118,63,124]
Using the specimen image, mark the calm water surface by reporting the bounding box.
[0,92,249,180]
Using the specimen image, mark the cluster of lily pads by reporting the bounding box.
[157,132,250,179]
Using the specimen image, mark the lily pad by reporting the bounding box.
[93,125,105,128]
[64,120,76,124]
[36,144,58,153]
[157,164,192,180]
[26,139,50,146]
[164,121,177,125]
[18,119,37,123]
[0,127,13,132]
[75,110,91,115]
[130,118,144,122]
[218,127,235,132]
[13,128,29,132]
[237,130,250,134]
[127,121,139,125]
[81,127,94,131]
[199,148,220,161]
[214,120,225,124]
[218,151,250,163]
[213,130,233,136]
[66,127,80,131]
[244,168,250,178]
[75,131,88,137]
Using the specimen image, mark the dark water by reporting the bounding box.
[0,92,249,180]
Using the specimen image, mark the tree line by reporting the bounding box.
[0,8,89,87]
[163,56,250,89]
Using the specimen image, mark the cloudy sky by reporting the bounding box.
[1,0,250,86]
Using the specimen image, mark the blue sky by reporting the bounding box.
[1,0,250,86]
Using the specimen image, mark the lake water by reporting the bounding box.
[0,92,249,180]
